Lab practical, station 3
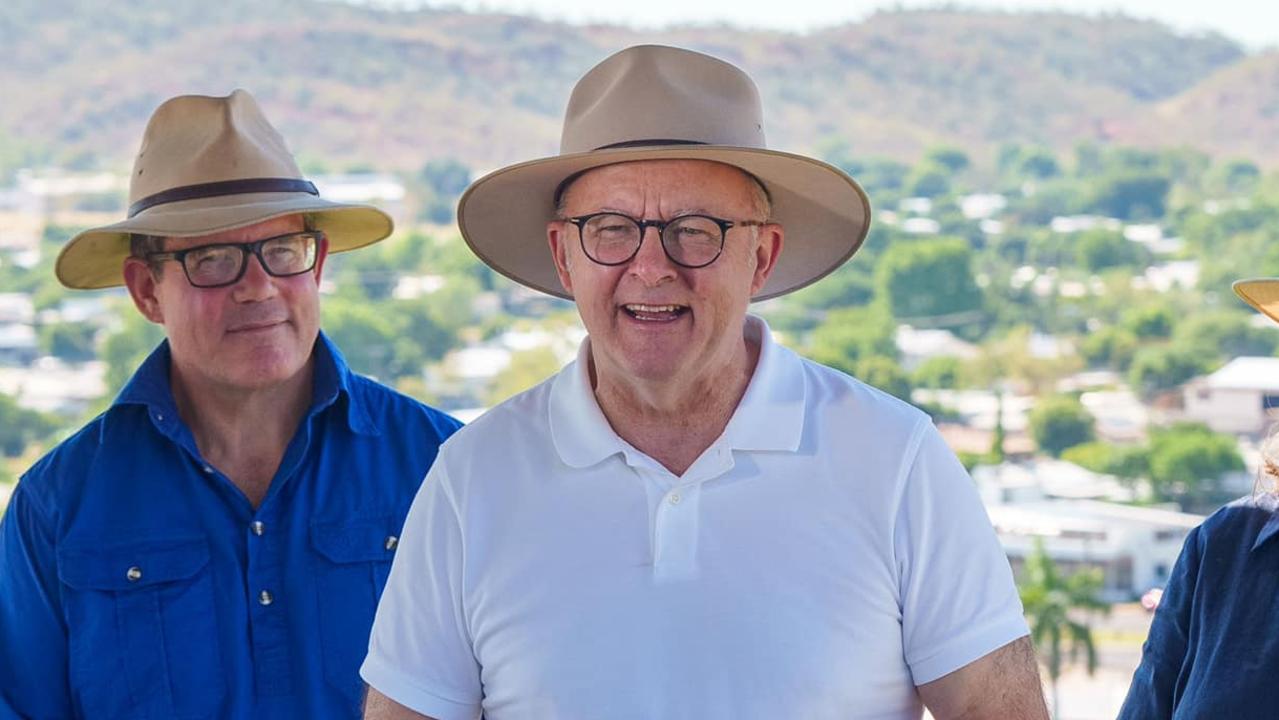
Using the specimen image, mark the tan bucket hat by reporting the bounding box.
[56,89,393,289]
[1234,279,1279,323]
[456,44,871,302]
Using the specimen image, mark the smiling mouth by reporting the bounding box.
[229,320,286,333]
[622,304,689,322]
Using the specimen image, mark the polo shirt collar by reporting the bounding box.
[548,314,805,469]
[721,315,805,453]
[111,330,377,436]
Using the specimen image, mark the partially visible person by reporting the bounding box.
[1117,278,1279,718]
[0,90,460,718]
[361,44,1047,720]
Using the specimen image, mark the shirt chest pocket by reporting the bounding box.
[310,515,402,711]
[57,537,224,719]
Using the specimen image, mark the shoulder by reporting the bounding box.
[1195,493,1279,547]
[345,372,463,442]
[16,408,131,515]
[440,373,555,455]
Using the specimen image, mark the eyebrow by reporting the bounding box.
[578,206,715,218]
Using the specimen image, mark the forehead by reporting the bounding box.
[560,160,758,211]
[164,214,305,250]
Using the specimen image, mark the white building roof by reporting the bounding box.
[1201,357,1279,392]
[960,193,1007,219]
[900,217,940,235]
[0,293,34,324]
[895,325,977,361]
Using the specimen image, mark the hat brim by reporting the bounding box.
[1234,279,1279,324]
[56,192,393,289]
[456,145,871,302]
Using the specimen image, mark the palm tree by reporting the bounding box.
[1018,538,1110,719]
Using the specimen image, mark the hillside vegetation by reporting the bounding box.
[1,1,1267,173]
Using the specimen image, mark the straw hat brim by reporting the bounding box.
[457,144,871,302]
[1234,279,1279,324]
[56,192,392,289]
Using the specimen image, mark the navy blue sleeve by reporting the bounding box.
[1118,524,1202,719]
[0,481,73,719]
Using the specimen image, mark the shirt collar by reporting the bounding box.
[548,314,806,469]
[111,331,377,436]
[1252,494,1279,552]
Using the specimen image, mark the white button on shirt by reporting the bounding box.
[362,316,1028,720]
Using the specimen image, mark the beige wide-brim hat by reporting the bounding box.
[457,44,871,302]
[56,89,393,290]
[1234,279,1279,323]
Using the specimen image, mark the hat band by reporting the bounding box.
[594,139,708,150]
[128,178,318,218]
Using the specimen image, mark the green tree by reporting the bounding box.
[1079,325,1138,371]
[1086,172,1171,220]
[924,146,970,174]
[1019,539,1109,719]
[904,162,951,198]
[854,355,912,401]
[1147,423,1244,510]
[1061,441,1149,480]
[875,238,982,323]
[1074,229,1147,272]
[1127,346,1211,399]
[1172,312,1279,360]
[420,158,472,197]
[806,305,898,377]
[100,309,167,397]
[485,347,562,406]
[911,355,962,389]
[1122,305,1176,340]
[0,392,59,457]
[38,321,97,362]
[1028,394,1095,457]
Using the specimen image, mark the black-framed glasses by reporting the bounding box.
[146,231,321,288]
[565,213,766,269]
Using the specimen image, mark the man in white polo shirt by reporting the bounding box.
[362,45,1049,720]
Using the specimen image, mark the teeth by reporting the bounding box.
[625,304,683,313]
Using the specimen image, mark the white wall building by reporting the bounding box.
[988,499,1202,601]
[1183,357,1279,435]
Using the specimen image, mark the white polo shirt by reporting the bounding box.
[362,316,1028,720]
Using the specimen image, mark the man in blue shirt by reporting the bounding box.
[0,90,460,718]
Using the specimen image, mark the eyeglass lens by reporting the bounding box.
[580,213,723,267]
[184,233,317,287]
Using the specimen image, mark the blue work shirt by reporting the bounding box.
[0,333,461,719]
[1119,493,1279,719]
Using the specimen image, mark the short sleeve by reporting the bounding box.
[0,481,73,718]
[894,421,1030,684]
[1117,525,1201,719]
[360,461,483,720]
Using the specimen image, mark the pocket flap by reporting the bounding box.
[311,515,399,564]
[58,537,210,591]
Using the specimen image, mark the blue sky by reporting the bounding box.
[390,0,1279,50]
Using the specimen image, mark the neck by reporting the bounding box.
[592,335,759,477]
[169,358,314,507]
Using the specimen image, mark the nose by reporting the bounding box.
[230,250,280,302]
[626,226,677,286]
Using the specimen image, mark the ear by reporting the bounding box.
[749,223,784,296]
[312,232,330,285]
[123,257,165,325]
[547,220,574,297]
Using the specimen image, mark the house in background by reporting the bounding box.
[988,499,1202,602]
[1183,357,1279,435]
